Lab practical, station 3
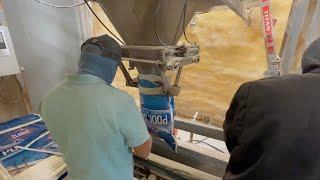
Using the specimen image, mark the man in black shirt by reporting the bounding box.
[223,37,320,180]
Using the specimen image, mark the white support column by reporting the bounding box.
[75,0,93,42]
[2,0,92,110]
[280,0,320,74]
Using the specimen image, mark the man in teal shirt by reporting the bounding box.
[40,35,152,180]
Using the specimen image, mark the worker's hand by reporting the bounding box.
[133,136,153,160]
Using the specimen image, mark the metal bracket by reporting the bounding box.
[122,44,200,70]
[118,62,138,87]
[121,44,200,96]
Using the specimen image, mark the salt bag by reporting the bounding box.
[139,74,177,151]
[0,114,59,172]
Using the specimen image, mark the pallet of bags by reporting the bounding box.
[0,114,60,175]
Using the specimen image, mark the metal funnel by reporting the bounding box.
[92,0,253,84]
[94,0,225,46]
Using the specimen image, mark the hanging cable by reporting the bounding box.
[35,0,85,8]
[0,77,22,104]
[154,1,168,47]
[182,0,195,44]
[191,139,225,153]
[83,0,125,44]
[83,0,133,86]
[35,0,125,44]
[171,1,186,44]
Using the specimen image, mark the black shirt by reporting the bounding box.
[223,73,320,180]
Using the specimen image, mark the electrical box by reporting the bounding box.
[0,26,20,77]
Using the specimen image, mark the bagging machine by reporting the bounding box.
[88,0,260,179]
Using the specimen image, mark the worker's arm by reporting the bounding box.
[133,136,152,159]
[223,82,256,178]
[118,95,152,159]
[223,83,251,152]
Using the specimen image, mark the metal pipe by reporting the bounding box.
[122,57,163,64]
[175,119,225,141]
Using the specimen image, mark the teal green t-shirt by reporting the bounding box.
[40,74,150,180]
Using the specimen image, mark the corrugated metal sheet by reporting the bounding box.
[280,0,320,74]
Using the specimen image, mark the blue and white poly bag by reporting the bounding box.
[139,74,177,151]
[0,114,59,172]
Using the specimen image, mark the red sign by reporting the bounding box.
[261,0,275,54]
[263,6,272,36]
[11,128,33,141]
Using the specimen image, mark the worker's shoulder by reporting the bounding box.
[251,74,305,85]
[235,81,253,94]
[248,74,301,86]
[42,80,68,101]
[236,74,301,93]
[40,80,70,113]
[103,85,135,101]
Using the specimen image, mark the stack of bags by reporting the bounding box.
[0,114,67,179]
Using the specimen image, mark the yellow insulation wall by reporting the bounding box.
[92,1,293,126]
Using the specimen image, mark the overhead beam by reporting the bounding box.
[175,119,225,141]
[151,138,229,177]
